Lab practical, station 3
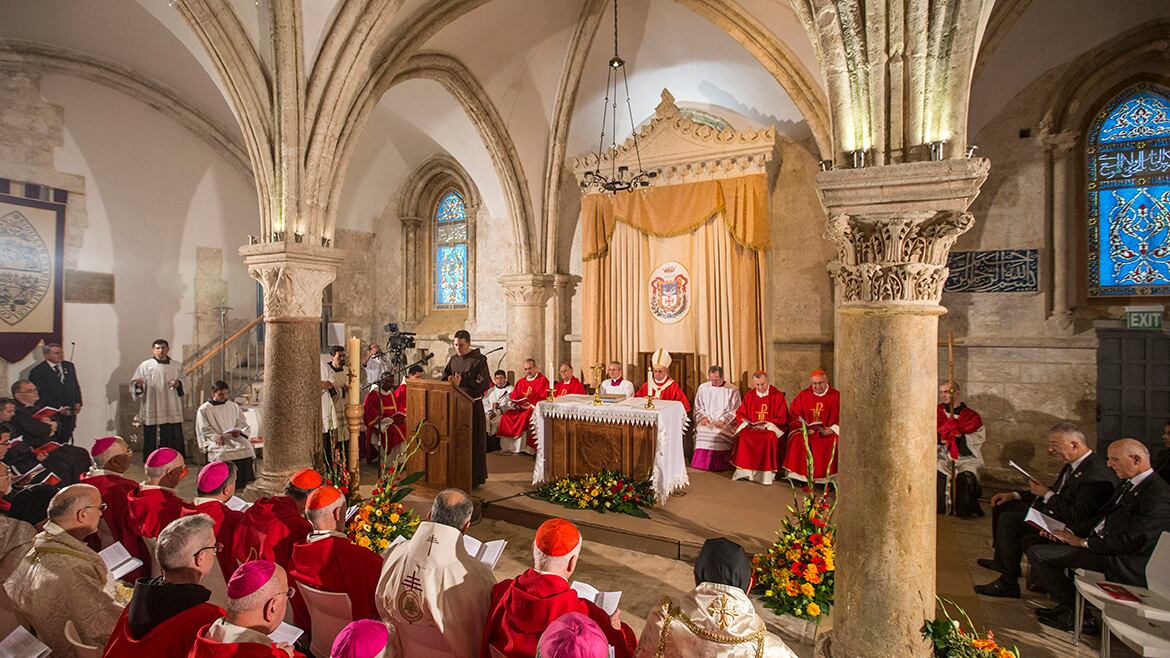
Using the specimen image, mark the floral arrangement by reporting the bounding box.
[922,598,1020,658]
[752,424,836,621]
[532,469,656,518]
[344,422,426,553]
[321,425,356,503]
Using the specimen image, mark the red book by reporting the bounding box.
[32,406,60,420]
[1096,583,1141,602]
[32,441,62,456]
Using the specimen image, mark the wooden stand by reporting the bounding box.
[404,378,475,491]
[543,415,657,481]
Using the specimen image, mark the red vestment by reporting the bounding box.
[782,387,841,481]
[187,625,306,658]
[634,379,691,413]
[288,533,383,632]
[481,569,636,658]
[127,486,190,538]
[553,377,587,397]
[730,386,788,472]
[83,471,149,578]
[231,496,312,569]
[103,602,224,658]
[362,387,406,457]
[496,375,550,448]
[182,500,243,580]
[937,404,983,458]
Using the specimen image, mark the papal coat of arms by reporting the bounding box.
[0,210,52,326]
[649,261,690,324]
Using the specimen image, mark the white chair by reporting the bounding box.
[1101,601,1170,658]
[64,620,101,658]
[143,536,162,578]
[297,584,353,658]
[1074,531,1170,645]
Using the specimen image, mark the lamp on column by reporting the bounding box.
[929,141,947,161]
[849,149,868,169]
[965,144,979,159]
[580,0,656,194]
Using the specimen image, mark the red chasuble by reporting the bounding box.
[362,388,406,456]
[83,471,149,578]
[482,569,637,658]
[634,379,691,413]
[187,625,306,658]
[231,496,312,569]
[553,377,587,397]
[183,500,243,580]
[127,486,191,538]
[496,375,550,447]
[937,404,983,458]
[288,533,383,630]
[104,601,224,658]
[782,387,841,481]
[730,386,789,472]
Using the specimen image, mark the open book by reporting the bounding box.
[0,626,50,657]
[570,580,621,615]
[31,406,60,420]
[1008,460,1043,484]
[1024,507,1066,534]
[3,434,23,445]
[10,463,44,482]
[269,621,304,645]
[31,441,61,457]
[225,496,251,512]
[462,535,507,569]
[99,541,144,580]
[345,504,360,524]
[382,534,407,558]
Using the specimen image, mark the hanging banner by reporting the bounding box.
[0,185,66,363]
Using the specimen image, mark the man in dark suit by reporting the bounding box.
[27,343,82,444]
[7,380,91,486]
[1027,438,1170,631]
[974,422,1116,597]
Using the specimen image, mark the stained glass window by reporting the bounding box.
[1087,84,1170,297]
[433,190,469,308]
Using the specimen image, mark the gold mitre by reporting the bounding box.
[651,348,672,369]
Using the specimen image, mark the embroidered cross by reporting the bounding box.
[403,567,424,593]
[426,534,441,556]
[706,594,739,630]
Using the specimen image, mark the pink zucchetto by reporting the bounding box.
[197,462,230,493]
[537,612,609,658]
[331,619,392,658]
[226,560,277,600]
[90,436,122,459]
[146,447,182,468]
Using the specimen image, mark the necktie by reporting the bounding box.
[1053,465,1070,494]
[54,364,64,384]
[1093,481,1133,536]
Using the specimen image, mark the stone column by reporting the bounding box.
[819,159,989,658]
[466,204,481,328]
[1042,131,1080,324]
[399,216,423,323]
[546,274,582,372]
[241,242,342,494]
[499,273,556,375]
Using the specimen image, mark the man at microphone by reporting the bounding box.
[442,330,491,487]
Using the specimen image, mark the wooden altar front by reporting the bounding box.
[543,416,658,482]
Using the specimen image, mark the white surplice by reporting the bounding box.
[599,378,635,397]
[196,399,254,462]
[635,582,796,658]
[693,382,742,453]
[484,384,513,435]
[131,357,184,425]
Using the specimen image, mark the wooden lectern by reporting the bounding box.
[404,378,475,491]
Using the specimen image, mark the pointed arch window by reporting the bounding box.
[1087,83,1170,297]
[433,189,469,308]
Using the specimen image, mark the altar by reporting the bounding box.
[531,394,689,503]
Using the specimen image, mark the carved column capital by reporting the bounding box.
[398,215,424,231]
[817,159,989,306]
[499,273,556,306]
[1041,130,1082,159]
[240,242,343,320]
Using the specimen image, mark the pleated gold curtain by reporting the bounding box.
[581,174,768,387]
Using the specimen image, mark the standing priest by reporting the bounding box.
[442,330,491,487]
[496,359,549,456]
[634,349,690,411]
[691,366,740,472]
[730,371,788,485]
[131,338,185,458]
[782,369,840,484]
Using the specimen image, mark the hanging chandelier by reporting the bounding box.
[581,0,657,194]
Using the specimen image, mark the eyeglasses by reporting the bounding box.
[269,587,295,603]
[194,542,224,557]
[81,503,108,513]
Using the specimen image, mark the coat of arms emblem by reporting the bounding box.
[648,261,690,324]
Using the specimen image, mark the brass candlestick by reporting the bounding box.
[590,363,605,406]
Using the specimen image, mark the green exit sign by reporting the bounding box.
[1126,307,1164,330]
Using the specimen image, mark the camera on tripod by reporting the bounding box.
[384,322,416,355]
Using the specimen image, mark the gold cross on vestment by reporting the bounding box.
[706,594,740,630]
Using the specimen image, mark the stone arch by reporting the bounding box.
[0,39,250,177]
[397,153,483,219]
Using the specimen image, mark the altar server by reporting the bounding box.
[553,363,587,397]
[190,560,305,657]
[730,372,788,485]
[497,359,549,455]
[83,436,148,576]
[635,349,690,412]
[937,381,987,517]
[691,366,741,472]
[127,447,190,539]
[321,346,348,452]
[232,468,320,568]
[196,380,256,489]
[364,373,407,466]
[599,361,635,397]
[781,370,840,483]
[379,488,495,658]
[131,338,185,457]
[486,370,514,439]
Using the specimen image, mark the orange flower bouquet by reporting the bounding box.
[922,598,1021,658]
[345,422,425,553]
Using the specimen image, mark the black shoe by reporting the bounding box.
[974,578,1021,598]
[1026,581,1049,594]
[1036,604,1071,621]
[1038,609,1075,632]
[977,558,1004,572]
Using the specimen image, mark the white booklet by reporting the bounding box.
[1024,507,1066,534]
[269,621,304,645]
[0,626,50,657]
[99,541,144,579]
[345,504,360,524]
[381,534,408,558]
[570,580,621,615]
[1008,460,1042,484]
[225,496,251,512]
[462,535,507,569]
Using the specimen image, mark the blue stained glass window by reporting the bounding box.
[1087,84,1170,297]
[433,190,469,308]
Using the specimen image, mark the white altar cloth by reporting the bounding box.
[531,394,689,503]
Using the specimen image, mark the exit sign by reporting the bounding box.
[1126,306,1164,330]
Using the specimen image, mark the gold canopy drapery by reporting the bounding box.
[581,174,768,387]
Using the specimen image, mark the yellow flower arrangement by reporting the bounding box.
[923,598,1021,658]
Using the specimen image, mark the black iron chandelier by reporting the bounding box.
[581,0,657,194]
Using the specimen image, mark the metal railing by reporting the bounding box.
[182,315,265,415]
